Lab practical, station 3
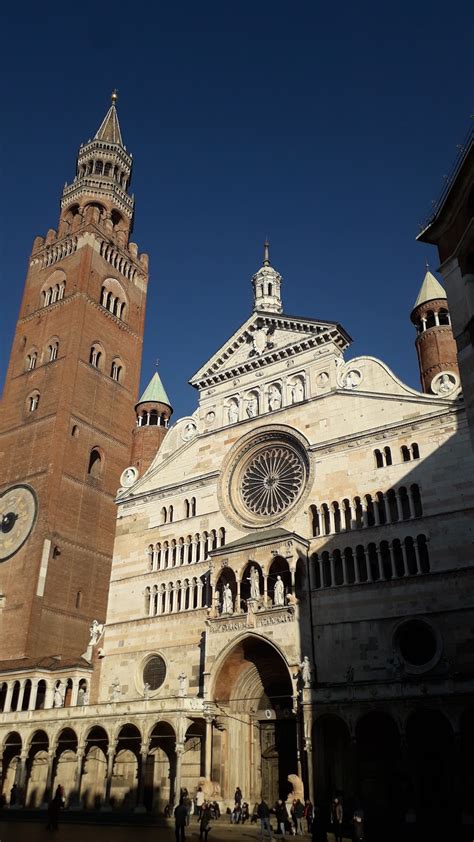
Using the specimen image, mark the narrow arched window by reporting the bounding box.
[48,342,58,362]
[161,507,167,525]
[28,392,40,412]
[89,345,102,368]
[169,505,174,523]
[411,443,420,460]
[374,449,383,468]
[75,591,82,609]
[384,446,392,466]
[191,497,197,517]
[87,448,102,478]
[184,499,190,518]
[401,445,410,462]
[111,360,122,382]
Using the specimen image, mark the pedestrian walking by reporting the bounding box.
[304,799,314,833]
[258,798,273,840]
[235,786,243,806]
[330,797,343,842]
[294,799,305,835]
[46,790,62,831]
[199,801,212,842]
[196,785,205,819]
[352,808,365,841]
[9,784,17,806]
[175,798,188,842]
[275,799,289,835]
[311,806,327,842]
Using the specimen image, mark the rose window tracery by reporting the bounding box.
[241,446,304,516]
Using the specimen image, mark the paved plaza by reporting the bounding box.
[0,819,348,842]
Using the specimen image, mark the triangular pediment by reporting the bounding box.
[189,310,351,389]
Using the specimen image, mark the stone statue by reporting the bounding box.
[89,619,105,646]
[227,401,239,424]
[248,566,260,600]
[287,774,304,802]
[300,656,312,688]
[290,379,304,404]
[178,672,188,697]
[198,777,222,799]
[222,583,233,614]
[83,690,90,705]
[274,575,285,606]
[110,678,121,702]
[143,682,150,699]
[246,395,258,418]
[268,385,282,411]
[53,683,64,708]
[434,372,456,394]
[343,369,362,389]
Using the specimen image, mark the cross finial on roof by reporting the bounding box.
[425,259,430,270]
[155,358,160,370]
[263,238,270,267]
[111,89,118,105]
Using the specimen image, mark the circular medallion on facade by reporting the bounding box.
[120,466,139,488]
[205,411,216,425]
[219,427,311,528]
[182,421,197,442]
[431,371,459,396]
[241,446,304,516]
[0,484,38,562]
[143,655,167,691]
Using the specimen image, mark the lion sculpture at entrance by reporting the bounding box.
[198,777,222,799]
[287,774,304,801]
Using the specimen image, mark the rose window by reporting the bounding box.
[241,446,304,516]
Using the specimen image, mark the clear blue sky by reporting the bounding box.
[1,2,472,419]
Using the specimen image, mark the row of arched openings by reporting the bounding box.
[147,528,225,570]
[312,534,430,588]
[309,484,422,537]
[374,443,420,468]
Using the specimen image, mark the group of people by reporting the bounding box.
[174,786,220,841]
[175,786,365,842]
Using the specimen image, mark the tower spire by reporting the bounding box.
[251,241,283,314]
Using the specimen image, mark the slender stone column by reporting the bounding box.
[28,680,39,712]
[375,548,385,580]
[328,507,335,534]
[305,738,314,805]
[318,558,324,588]
[45,683,55,709]
[175,743,185,804]
[4,683,13,713]
[400,543,408,577]
[42,749,56,807]
[361,503,369,528]
[413,541,421,574]
[329,555,336,587]
[191,540,198,564]
[263,575,268,606]
[407,492,415,519]
[395,492,403,522]
[197,581,204,609]
[364,550,373,583]
[17,680,26,712]
[386,544,395,579]
[341,555,348,585]
[71,680,80,707]
[236,579,241,612]
[354,554,360,584]
[72,747,85,809]
[102,742,116,810]
[205,716,213,781]
[17,750,28,806]
[373,502,380,527]
[135,743,149,812]
[164,584,171,614]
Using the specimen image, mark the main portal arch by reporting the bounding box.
[210,634,297,805]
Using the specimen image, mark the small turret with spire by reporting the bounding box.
[131,370,173,475]
[252,240,283,314]
[410,266,459,393]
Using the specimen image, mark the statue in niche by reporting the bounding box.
[222,583,234,614]
[89,619,105,646]
[83,690,90,705]
[143,682,150,699]
[178,672,188,697]
[248,566,260,600]
[246,394,258,418]
[343,369,362,389]
[290,379,304,404]
[227,401,239,424]
[300,656,312,688]
[274,575,285,606]
[53,682,65,708]
[433,372,456,394]
[268,385,282,411]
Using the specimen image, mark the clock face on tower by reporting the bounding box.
[0,484,38,562]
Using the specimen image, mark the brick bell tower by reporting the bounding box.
[0,93,149,661]
[410,267,459,393]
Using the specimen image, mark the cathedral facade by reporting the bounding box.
[0,103,473,827]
